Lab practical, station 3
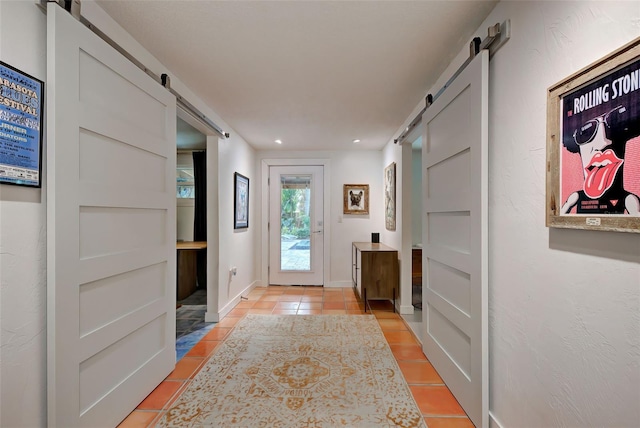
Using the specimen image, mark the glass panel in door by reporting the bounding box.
[280,175,311,271]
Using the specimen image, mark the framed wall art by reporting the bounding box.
[0,61,44,188]
[234,172,249,229]
[384,162,396,231]
[343,184,369,215]
[547,36,640,233]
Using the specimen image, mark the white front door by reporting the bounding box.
[47,4,177,426]
[421,50,489,427]
[269,165,324,285]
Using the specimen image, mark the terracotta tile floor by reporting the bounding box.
[118,286,471,427]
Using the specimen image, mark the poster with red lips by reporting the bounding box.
[560,57,640,216]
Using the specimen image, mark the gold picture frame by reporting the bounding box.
[343,184,369,215]
[546,36,640,233]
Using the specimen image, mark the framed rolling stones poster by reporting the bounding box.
[547,36,640,233]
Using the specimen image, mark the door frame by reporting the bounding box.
[260,159,331,287]
[268,165,324,286]
[400,126,423,316]
[176,109,222,322]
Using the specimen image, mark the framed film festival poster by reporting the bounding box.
[234,172,249,229]
[547,36,640,233]
[0,61,44,187]
[343,184,369,215]
[384,162,396,231]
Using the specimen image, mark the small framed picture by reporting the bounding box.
[343,184,369,215]
[234,172,249,229]
[384,162,396,231]
[546,36,640,233]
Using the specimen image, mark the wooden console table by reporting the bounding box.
[177,241,207,301]
[352,242,398,312]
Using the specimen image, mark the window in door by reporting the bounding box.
[280,175,311,271]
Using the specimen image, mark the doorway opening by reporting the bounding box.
[399,129,424,339]
[411,135,423,312]
[176,116,209,340]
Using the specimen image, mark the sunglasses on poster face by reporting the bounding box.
[573,105,631,146]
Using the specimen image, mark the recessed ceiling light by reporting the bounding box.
[275,139,282,144]
[352,139,360,143]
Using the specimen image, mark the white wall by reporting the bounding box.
[216,135,257,316]
[381,143,403,261]
[387,1,640,426]
[0,2,47,427]
[486,3,639,426]
[382,141,414,312]
[255,150,383,287]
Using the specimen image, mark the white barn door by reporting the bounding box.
[47,4,177,426]
[421,50,488,427]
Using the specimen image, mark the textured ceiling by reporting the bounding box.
[96,0,497,151]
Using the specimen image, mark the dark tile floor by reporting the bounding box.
[176,305,209,338]
[177,288,207,305]
[413,284,422,310]
[176,289,215,359]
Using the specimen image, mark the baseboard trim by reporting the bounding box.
[217,297,239,320]
[326,281,352,288]
[489,412,504,428]
[403,322,423,346]
[209,282,259,322]
[204,311,219,323]
[399,304,415,315]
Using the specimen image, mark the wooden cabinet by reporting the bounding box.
[176,241,207,301]
[412,247,423,309]
[352,242,398,312]
[412,247,422,286]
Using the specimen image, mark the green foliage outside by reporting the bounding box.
[281,188,310,239]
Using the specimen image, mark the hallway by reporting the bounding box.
[119,286,472,427]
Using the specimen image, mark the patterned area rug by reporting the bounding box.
[159,315,426,427]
